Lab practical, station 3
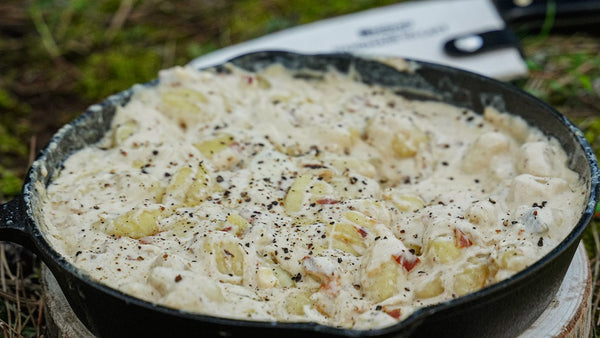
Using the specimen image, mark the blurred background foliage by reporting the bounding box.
[0,0,599,336]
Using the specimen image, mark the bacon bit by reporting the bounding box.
[357,227,368,238]
[303,256,340,296]
[243,75,253,84]
[384,308,402,319]
[316,198,339,205]
[220,226,232,232]
[320,276,341,297]
[229,141,242,153]
[454,228,473,248]
[392,253,420,272]
[174,274,183,282]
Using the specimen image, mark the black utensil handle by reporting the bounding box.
[443,29,520,57]
[0,198,34,247]
[495,0,600,31]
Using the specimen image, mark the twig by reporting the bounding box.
[0,289,40,307]
[28,4,61,58]
[0,318,21,337]
[163,40,177,68]
[0,245,13,332]
[55,3,76,40]
[591,223,600,326]
[539,0,556,39]
[14,264,22,335]
[28,136,37,167]
[0,246,15,280]
[105,0,136,43]
[37,299,44,336]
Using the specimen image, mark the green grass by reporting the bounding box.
[0,1,599,336]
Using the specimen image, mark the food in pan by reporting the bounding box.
[40,62,586,329]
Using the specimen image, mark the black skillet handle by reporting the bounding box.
[0,198,36,250]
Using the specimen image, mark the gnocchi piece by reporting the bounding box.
[453,262,489,296]
[392,131,427,158]
[225,212,250,237]
[415,274,444,299]
[427,237,461,263]
[516,142,563,177]
[256,74,272,89]
[204,238,244,282]
[285,291,313,316]
[383,190,425,212]
[163,162,213,206]
[365,113,427,158]
[465,200,498,226]
[256,266,279,288]
[483,106,530,143]
[148,267,224,303]
[344,210,377,230]
[309,180,335,204]
[329,173,381,201]
[305,126,356,154]
[362,260,401,302]
[162,275,225,309]
[347,200,392,227]
[257,258,296,288]
[194,133,236,158]
[507,174,569,208]
[499,248,529,272]
[327,221,367,256]
[112,120,139,146]
[283,174,336,220]
[361,239,413,302]
[461,131,512,174]
[283,174,312,214]
[329,157,377,178]
[160,88,209,128]
[272,264,295,288]
[101,206,162,239]
[325,209,387,256]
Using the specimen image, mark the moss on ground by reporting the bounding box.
[78,47,162,100]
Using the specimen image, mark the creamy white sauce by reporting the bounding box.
[42,63,586,329]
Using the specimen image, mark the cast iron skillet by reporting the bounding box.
[0,51,598,337]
